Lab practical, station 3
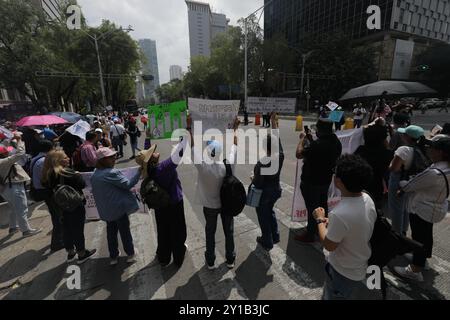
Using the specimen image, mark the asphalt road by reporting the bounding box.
[0,113,449,300]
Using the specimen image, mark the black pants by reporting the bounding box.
[410,213,433,268]
[301,182,330,236]
[106,214,135,259]
[45,197,64,250]
[62,206,86,252]
[154,200,187,266]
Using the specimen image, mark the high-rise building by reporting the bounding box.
[137,39,160,101]
[170,65,183,81]
[185,0,230,58]
[264,0,450,80]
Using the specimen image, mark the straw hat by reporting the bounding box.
[135,144,157,178]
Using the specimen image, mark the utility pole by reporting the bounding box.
[94,35,107,109]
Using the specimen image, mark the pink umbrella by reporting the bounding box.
[16,115,68,127]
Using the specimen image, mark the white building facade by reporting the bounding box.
[169,65,183,81]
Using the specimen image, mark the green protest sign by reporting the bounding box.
[147,101,187,139]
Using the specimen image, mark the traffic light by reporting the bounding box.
[418,64,430,71]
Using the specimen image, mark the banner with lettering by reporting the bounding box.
[188,98,240,134]
[80,166,147,220]
[247,97,296,114]
[291,128,364,222]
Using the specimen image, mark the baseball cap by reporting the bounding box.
[96,147,117,160]
[425,135,450,155]
[397,125,425,140]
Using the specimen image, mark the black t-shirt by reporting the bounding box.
[301,134,342,186]
[355,145,394,203]
[253,140,285,189]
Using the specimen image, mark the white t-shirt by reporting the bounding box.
[325,193,377,281]
[110,124,125,137]
[193,145,237,209]
[395,146,414,171]
[353,108,366,120]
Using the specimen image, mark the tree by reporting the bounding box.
[155,79,185,103]
[417,43,450,96]
[300,33,377,102]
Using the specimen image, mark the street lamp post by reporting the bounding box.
[82,26,134,108]
[244,0,274,111]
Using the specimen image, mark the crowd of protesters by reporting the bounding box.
[0,100,449,300]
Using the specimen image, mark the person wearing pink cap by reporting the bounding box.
[0,134,41,237]
[91,147,142,266]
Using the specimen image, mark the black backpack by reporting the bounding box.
[140,176,171,210]
[366,193,423,299]
[53,176,85,213]
[220,159,247,217]
[402,147,432,180]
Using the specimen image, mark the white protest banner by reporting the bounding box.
[66,120,91,140]
[188,98,240,133]
[291,128,364,222]
[326,101,339,111]
[80,166,147,220]
[247,97,296,114]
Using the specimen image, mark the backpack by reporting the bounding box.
[366,193,423,300]
[53,175,85,213]
[140,176,171,210]
[402,147,432,180]
[220,159,247,217]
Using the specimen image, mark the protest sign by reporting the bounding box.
[291,128,364,222]
[247,97,296,114]
[328,111,344,123]
[147,101,187,140]
[188,98,240,133]
[65,120,91,140]
[326,101,339,111]
[80,166,147,220]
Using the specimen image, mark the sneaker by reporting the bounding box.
[126,248,138,264]
[206,261,216,271]
[129,156,136,160]
[110,258,119,266]
[8,228,19,235]
[403,253,431,271]
[22,228,42,238]
[294,232,316,244]
[394,265,424,282]
[67,252,77,263]
[256,237,272,251]
[226,261,235,269]
[77,249,97,265]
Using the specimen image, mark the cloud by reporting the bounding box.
[77,0,263,85]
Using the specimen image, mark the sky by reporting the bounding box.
[77,0,264,85]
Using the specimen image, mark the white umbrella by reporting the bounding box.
[65,120,92,140]
[340,80,437,101]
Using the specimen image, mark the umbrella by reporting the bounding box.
[50,112,85,124]
[65,120,92,140]
[0,126,14,139]
[340,81,437,101]
[16,115,68,127]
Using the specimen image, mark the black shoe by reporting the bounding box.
[77,249,97,265]
[67,252,77,263]
[257,237,272,251]
[129,156,136,160]
[50,243,65,253]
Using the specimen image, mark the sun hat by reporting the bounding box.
[135,145,158,178]
[96,147,117,160]
[397,125,425,140]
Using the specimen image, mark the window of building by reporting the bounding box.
[402,24,407,32]
[394,21,399,29]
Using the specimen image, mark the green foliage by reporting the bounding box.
[155,79,185,103]
[417,43,450,96]
[0,0,141,112]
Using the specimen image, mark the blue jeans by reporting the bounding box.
[322,263,360,300]
[204,207,235,265]
[256,186,282,249]
[130,140,138,156]
[0,183,31,232]
[388,172,409,234]
[106,214,135,259]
